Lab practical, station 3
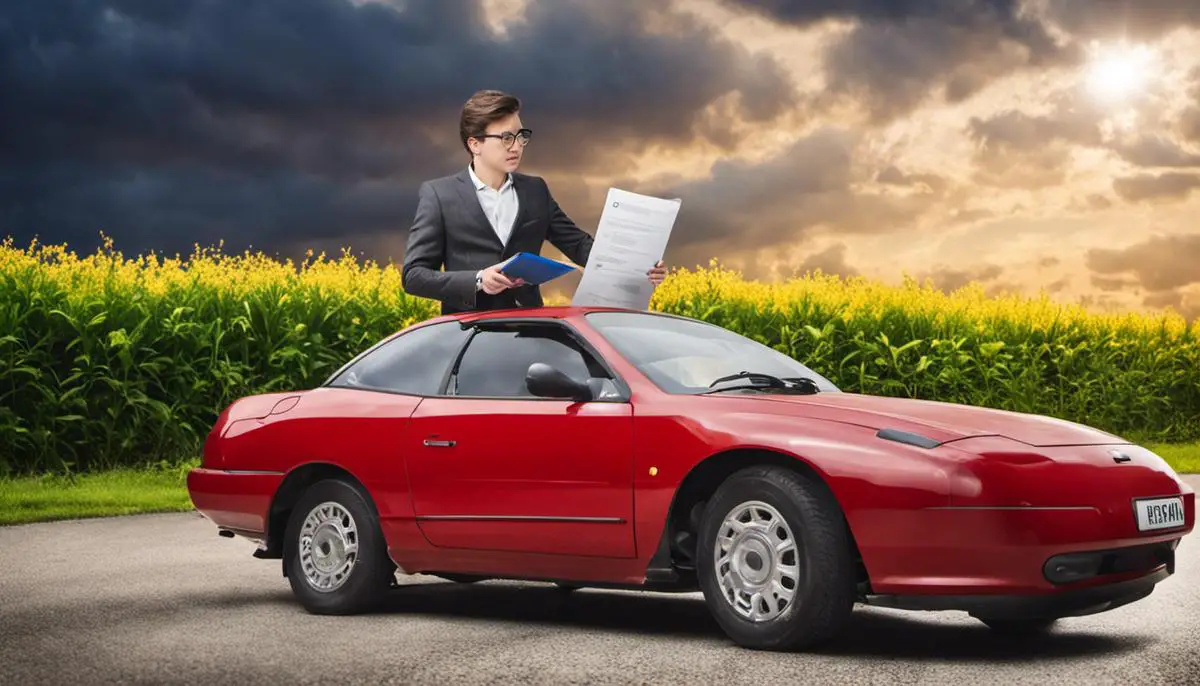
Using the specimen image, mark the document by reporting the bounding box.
[571,187,681,310]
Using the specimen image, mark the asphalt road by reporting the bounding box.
[3,477,1198,685]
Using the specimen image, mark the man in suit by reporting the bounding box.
[402,89,667,315]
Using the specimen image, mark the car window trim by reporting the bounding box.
[441,317,631,403]
[321,320,473,394]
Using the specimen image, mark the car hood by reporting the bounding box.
[745,392,1126,447]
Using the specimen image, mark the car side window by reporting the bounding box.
[451,325,614,398]
[327,321,471,395]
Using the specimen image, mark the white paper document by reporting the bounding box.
[571,188,681,310]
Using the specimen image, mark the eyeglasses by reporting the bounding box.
[476,128,532,149]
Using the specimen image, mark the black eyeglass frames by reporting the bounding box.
[475,128,532,148]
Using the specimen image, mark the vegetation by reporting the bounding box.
[3,235,1199,478]
[0,459,197,525]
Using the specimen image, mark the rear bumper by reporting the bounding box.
[864,564,1172,620]
[187,467,285,538]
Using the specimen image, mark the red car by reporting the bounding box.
[188,306,1195,651]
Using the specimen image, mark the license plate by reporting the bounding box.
[1134,497,1186,532]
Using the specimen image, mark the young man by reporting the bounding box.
[402,89,667,315]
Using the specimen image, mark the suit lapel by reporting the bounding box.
[454,169,504,251]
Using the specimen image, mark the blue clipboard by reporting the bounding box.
[497,252,578,285]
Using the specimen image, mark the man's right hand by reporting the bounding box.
[478,264,525,295]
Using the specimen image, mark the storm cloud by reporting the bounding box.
[723,0,1075,121]
[1043,0,1200,41]
[1086,232,1200,320]
[0,0,795,258]
[5,0,1200,323]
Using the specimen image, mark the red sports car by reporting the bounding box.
[188,306,1195,651]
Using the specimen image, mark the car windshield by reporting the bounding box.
[584,311,840,394]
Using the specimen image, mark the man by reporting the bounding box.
[402,89,667,315]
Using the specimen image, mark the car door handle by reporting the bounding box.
[423,439,456,448]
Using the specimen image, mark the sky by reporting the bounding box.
[3,0,1200,320]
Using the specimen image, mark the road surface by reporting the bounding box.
[2,476,1198,685]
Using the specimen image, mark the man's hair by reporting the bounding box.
[459,89,521,155]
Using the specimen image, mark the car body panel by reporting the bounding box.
[189,305,1195,615]
[747,392,1126,447]
[187,468,283,536]
[404,396,637,558]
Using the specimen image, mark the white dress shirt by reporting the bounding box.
[468,164,519,246]
[469,164,520,291]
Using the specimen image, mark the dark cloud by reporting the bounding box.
[1143,289,1200,322]
[1111,135,1200,168]
[1182,108,1200,145]
[792,243,859,278]
[965,97,1105,188]
[1086,233,1200,291]
[1112,173,1200,202]
[1176,68,1200,146]
[967,106,1104,150]
[0,0,795,259]
[966,88,1200,190]
[1091,275,1139,293]
[725,0,1075,122]
[917,263,1004,294]
[635,127,934,257]
[875,165,949,194]
[1043,0,1200,41]
[970,144,1074,188]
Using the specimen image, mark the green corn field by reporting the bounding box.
[2,236,1198,476]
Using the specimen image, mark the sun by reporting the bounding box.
[1085,41,1156,103]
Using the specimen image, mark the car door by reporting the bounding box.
[405,319,636,558]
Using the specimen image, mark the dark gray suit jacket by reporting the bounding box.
[402,169,594,315]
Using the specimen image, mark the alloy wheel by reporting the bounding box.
[299,501,360,592]
[713,500,801,622]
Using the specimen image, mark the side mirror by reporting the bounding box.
[526,363,593,402]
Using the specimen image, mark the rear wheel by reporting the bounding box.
[696,465,857,651]
[284,478,394,615]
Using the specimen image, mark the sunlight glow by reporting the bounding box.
[1085,41,1156,103]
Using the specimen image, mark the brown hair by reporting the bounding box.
[459,89,521,155]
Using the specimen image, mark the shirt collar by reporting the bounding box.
[467,164,512,192]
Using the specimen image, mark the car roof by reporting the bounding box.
[422,305,650,326]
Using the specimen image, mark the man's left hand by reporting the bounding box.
[647,260,667,286]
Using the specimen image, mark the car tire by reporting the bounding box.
[696,465,857,652]
[284,478,394,615]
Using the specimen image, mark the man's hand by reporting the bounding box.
[647,260,668,286]
[479,263,525,295]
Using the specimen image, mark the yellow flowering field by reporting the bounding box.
[2,236,1198,475]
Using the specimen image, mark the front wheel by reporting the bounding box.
[284,478,394,615]
[696,465,857,651]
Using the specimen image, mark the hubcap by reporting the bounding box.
[299,501,359,592]
[714,500,800,622]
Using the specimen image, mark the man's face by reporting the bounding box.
[474,113,527,174]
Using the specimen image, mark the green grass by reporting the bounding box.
[1,445,1197,527]
[1147,442,1200,476]
[0,461,197,526]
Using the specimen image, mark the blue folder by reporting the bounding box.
[497,252,578,284]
